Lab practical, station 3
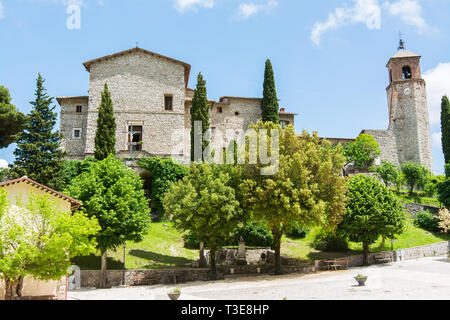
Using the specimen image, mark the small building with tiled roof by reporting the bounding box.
[0,177,82,211]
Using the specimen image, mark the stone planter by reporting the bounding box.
[168,293,181,300]
[354,276,368,286]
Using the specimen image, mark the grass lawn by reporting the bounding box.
[73,223,198,270]
[399,194,441,207]
[73,218,450,270]
[282,218,450,261]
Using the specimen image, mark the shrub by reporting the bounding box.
[437,208,450,233]
[286,222,308,239]
[312,229,349,252]
[424,175,445,197]
[236,223,274,247]
[414,210,440,233]
[183,222,274,249]
[139,158,188,221]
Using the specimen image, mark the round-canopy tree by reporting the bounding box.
[401,162,430,195]
[338,175,406,266]
[0,190,100,300]
[163,163,244,279]
[240,122,348,274]
[66,155,151,288]
[344,134,381,170]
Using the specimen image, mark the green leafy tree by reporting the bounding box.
[261,60,280,124]
[66,155,151,288]
[94,83,116,161]
[62,158,96,190]
[374,161,401,188]
[0,85,26,149]
[338,175,405,265]
[240,122,348,274]
[0,190,100,300]
[190,73,210,163]
[424,175,445,197]
[401,162,430,195]
[138,158,188,221]
[441,96,450,164]
[344,134,381,169]
[10,74,65,190]
[163,163,244,279]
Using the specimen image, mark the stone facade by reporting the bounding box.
[58,47,296,163]
[361,48,433,172]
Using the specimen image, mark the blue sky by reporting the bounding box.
[0,0,449,174]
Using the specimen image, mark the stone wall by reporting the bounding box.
[316,241,450,270]
[404,203,440,218]
[204,248,270,266]
[83,50,186,157]
[0,277,66,300]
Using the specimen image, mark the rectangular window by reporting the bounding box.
[280,121,289,129]
[128,125,143,151]
[73,128,82,139]
[76,105,82,113]
[165,95,173,111]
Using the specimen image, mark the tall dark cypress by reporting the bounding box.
[441,95,450,164]
[11,74,65,190]
[190,73,210,163]
[261,59,280,124]
[94,83,117,161]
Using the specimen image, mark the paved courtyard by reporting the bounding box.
[68,256,450,300]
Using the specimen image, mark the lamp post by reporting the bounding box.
[122,243,126,287]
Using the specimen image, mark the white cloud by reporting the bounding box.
[311,0,434,45]
[0,1,5,19]
[237,0,278,20]
[174,0,214,13]
[0,159,8,169]
[384,0,434,34]
[423,63,450,126]
[311,0,381,46]
[432,132,442,150]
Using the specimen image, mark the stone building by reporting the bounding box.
[57,47,295,163]
[58,44,433,172]
[361,43,433,172]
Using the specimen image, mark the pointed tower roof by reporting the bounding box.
[390,49,421,59]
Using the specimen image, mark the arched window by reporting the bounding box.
[402,66,412,79]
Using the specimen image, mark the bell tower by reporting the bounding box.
[385,40,433,172]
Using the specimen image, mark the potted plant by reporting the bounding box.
[168,288,181,300]
[354,274,368,286]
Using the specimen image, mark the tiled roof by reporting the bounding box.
[0,177,82,210]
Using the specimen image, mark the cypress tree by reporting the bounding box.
[190,73,210,163]
[11,74,65,190]
[261,59,280,124]
[441,95,450,164]
[94,83,117,161]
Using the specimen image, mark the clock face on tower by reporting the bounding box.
[403,87,412,96]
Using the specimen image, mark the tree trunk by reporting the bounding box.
[199,241,207,268]
[273,232,282,275]
[209,247,217,280]
[4,276,14,301]
[381,236,386,248]
[4,276,22,300]
[99,250,108,289]
[363,242,370,266]
[16,276,24,297]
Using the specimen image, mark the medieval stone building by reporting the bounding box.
[58,44,433,172]
[57,47,295,163]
